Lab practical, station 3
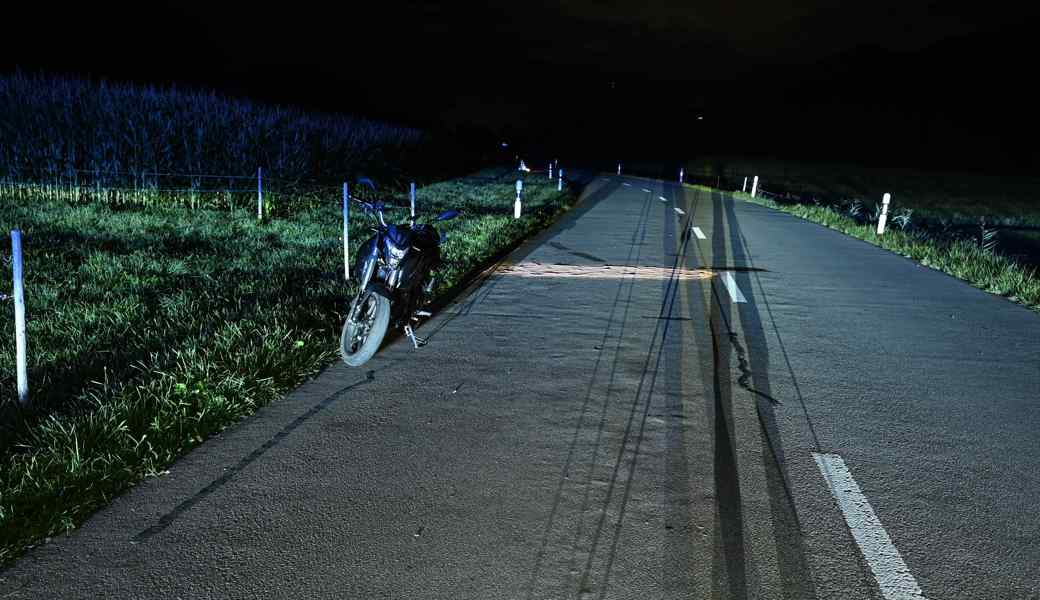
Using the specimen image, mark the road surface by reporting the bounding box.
[2,174,1038,599]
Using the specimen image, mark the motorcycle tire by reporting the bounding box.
[340,291,390,367]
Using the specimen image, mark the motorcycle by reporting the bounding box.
[340,188,460,367]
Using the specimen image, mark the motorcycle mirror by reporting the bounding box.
[435,209,460,221]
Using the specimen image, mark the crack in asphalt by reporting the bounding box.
[728,332,782,406]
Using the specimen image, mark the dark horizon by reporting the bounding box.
[4,1,1039,174]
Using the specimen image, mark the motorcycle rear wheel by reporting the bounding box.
[340,291,390,367]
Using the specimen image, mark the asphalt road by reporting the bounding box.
[2,175,1038,599]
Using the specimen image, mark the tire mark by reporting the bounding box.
[134,371,375,541]
[524,181,655,600]
[577,197,697,597]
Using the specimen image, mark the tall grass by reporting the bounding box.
[0,72,430,187]
[684,156,1040,228]
[0,168,574,564]
[0,179,344,218]
[718,186,1040,313]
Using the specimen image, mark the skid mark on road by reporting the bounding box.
[677,186,751,598]
[726,203,822,453]
[499,262,712,281]
[424,180,620,341]
[715,189,818,597]
[547,241,608,263]
[575,202,697,598]
[134,371,376,541]
[524,188,655,600]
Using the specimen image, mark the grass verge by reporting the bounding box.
[0,166,576,564]
[683,156,1040,228]
[707,185,1040,313]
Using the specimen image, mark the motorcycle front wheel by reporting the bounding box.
[340,290,390,367]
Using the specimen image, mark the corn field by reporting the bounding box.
[0,71,430,188]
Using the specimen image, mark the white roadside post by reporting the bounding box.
[343,183,350,280]
[515,179,523,219]
[257,167,263,219]
[876,193,892,235]
[679,167,684,184]
[751,175,759,198]
[743,176,748,193]
[11,230,28,408]
[558,168,564,191]
[617,162,622,175]
[410,182,416,225]
[549,162,553,180]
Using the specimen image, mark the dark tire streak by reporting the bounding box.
[522,179,653,599]
[578,183,696,598]
[133,370,377,541]
[700,188,819,598]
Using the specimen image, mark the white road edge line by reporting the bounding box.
[813,453,927,600]
[691,226,706,239]
[720,272,746,303]
[674,207,685,215]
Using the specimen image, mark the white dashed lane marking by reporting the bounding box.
[720,272,747,303]
[814,453,927,600]
[691,227,706,240]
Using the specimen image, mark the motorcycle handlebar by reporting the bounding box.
[350,197,459,222]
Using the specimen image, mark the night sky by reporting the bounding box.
[4,1,1039,171]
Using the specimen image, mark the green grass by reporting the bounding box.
[684,156,1040,228]
[0,166,574,564]
[710,185,1040,313]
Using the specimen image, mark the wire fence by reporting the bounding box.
[0,167,415,218]
[0,161,564,415]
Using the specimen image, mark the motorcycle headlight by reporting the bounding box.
[386,244,408,267]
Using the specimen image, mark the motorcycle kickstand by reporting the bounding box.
[403,324,428,349]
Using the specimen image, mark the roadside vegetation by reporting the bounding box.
[685,156,1040,227]
[0,72,443,187]
[0,167,575,564]
[712,186,1040,314]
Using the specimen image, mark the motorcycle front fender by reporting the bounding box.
[365,281,393,301]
